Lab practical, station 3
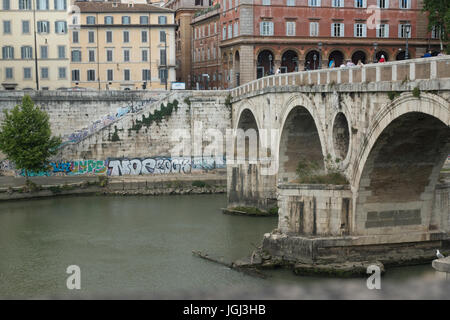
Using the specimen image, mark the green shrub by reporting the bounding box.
[192,180,206,188]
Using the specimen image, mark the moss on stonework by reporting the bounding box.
[129,100,179,133]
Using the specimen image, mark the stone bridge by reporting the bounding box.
[227,56,450,265]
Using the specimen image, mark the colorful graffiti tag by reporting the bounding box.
[19,160,108,177]
[63,98,157,144]
[14,156,225,177]
[107,156,226,176]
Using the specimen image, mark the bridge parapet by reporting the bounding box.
[230,56,450,100]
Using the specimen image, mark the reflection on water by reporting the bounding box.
[0,195,446,299]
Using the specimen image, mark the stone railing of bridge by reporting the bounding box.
[230,55,450,99]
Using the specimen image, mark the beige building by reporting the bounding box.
[0,0,71,90]
[71,1,176,90]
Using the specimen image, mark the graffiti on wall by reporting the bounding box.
[107,156,226,176]
[13,156,225,177]
[0,160,15,175]
[19,160,108,177]
[63,98,157,144]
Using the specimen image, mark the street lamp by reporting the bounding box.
[405,24,411,60]
[373,42,378,63]
[313,54,317,70]
[318,42,322,70]
[293,56,298,72]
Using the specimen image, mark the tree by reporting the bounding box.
[0,95,61,179]
[422,0,450,53]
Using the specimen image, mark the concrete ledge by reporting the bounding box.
[432,257,450,273]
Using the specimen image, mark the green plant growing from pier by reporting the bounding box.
[295,156,349,185]
[110,126,120,142]
[0,95,61,180]
[387,91,401,101]
[412,86,421,99]
[225,94,232,109]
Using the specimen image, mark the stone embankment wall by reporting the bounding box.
[0,90,231,178]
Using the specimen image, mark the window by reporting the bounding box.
[160,49,166,65]
[142,69,151,81]
[107,69,113,81]
[377,23,389,38]
[142,49,148,62]
[86,16,95,25]
[19,0,31,9]
[106,31,112,43]
[87,70,95,81]
[286,21,295,36]
[37,0,48,10]
[22,21,30,34]
[332,23,344,37]
[24,67,31,79]
[2,46,14,59]
[214,22,217,34]
[41,67,48,79]
[123,49,130,62]
[72,69,80,81]
[158,16,167,25]
[398,23,411,38]
[58,67,66,79]
[287,0,294,6]
[222,26,226,40]
[21,46,32,59]
[104,16,114,25]
[354,23,366,37]
[88,50,95,62]
[310,21,319,36]
[223,0,226,11]
[431,26,440,39]
[354,0,366,8]
[228,24,232,39]
[3,21,11,34]
[58,45,65,58]
[308,0,320,6]
[71,49,81,62]
[72,31,79,44]
[123,31,129,43]
[233,22,238,37]
[5,67,13,79]
[88,31,95,43]
[141,30,148,42]
[262,0,270,5]
[54,0,66,10]
[140,16,149,25]
[40,45,48,59]
[124,69,130,81]
[55,21,67,34]
[399,0,409,9]
[160,30,166,42]
[122,16,131,25]
[332,0,344,7]
[37,21,50,33]
[377,0,388,8]
[106,49,113,62]
[3,0,10,10]
[260,21,274,36]
[229,0,232,9]
[159,69,168,84]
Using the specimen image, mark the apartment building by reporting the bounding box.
[218,0,441,87]
[70,1,176,90]
[0,0,71,90]
[191,4,220,89]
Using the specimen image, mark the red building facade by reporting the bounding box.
[217,0,441,87]
[191,6,221,89]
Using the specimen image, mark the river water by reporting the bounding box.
[0,194,447,299]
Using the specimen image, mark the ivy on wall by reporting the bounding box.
[129,99,179,134]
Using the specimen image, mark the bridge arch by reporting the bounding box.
[353,93,450,234]
[277,94,327,182]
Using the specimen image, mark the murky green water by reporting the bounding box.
[0,195,445,299]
